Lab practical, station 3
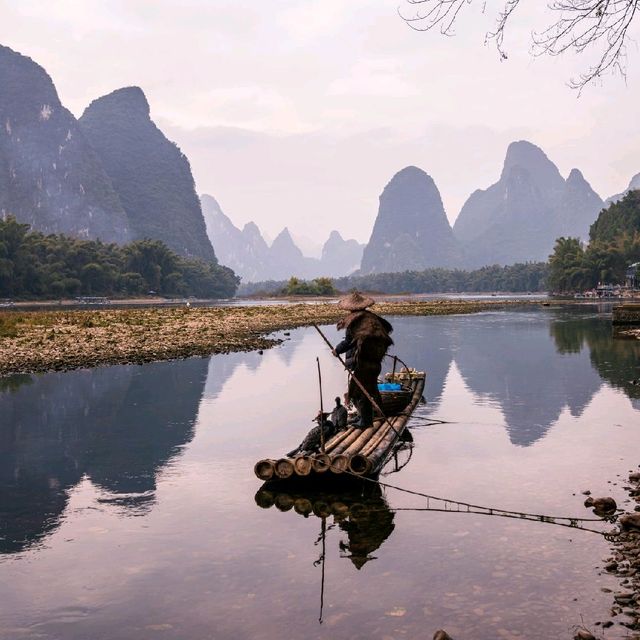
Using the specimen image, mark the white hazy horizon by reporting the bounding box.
[2,0,639,243]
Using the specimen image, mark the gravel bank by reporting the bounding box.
[0,299,538,376]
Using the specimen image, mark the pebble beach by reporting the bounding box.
[0,299,540,376]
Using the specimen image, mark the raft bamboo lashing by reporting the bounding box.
[253,368,426,482]
[324,426,355,453]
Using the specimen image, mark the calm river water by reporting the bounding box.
[1,305,639,640]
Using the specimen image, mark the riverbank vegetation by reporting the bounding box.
[280,276,337,296]
[239,262,548,297]
[548,191,640,292]
[0,217,239,300]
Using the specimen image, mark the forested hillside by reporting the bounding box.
[548,191,640,292]
[239,262,548,296]
[0,217,238,299]
[79,87,216,261]
[590,190,640,244]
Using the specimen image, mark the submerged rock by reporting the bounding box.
[433,631,453,640]
[584,496,617,515]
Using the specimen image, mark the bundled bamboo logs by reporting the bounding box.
[253,371,425,480]
[312,453,331,473]
[254,459,276,481]
[294,456,312,476]
[330,454,349,473]
[274,458,295,479]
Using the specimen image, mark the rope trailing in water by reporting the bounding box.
[319,460,612,526]
[369,506,610,537]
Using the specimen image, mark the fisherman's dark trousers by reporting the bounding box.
[356,397,373,427]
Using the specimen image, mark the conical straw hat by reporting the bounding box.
[337,291,375,311]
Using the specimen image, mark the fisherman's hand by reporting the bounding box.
[331,348,337,356]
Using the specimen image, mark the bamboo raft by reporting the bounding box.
[254,368,425,482]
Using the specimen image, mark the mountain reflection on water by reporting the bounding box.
[393,309,639,445]
[0,358,211,554]
[0,308,638,557]
[1,307,640,640]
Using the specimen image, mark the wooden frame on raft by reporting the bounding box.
[253,369,425,482]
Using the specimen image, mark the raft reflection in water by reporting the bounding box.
[255,481,395,569]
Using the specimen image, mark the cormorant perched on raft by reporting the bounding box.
[286,412,336,458]
[286,398,347,457]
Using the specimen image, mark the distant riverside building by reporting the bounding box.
[626,262,639,289]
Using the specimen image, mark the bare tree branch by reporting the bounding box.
[399,0,640,90]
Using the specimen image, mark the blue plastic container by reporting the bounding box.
[378,382,402,391]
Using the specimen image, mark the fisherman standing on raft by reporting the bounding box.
[333,292,393,428]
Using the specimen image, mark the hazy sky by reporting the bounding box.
[2,0,639,245]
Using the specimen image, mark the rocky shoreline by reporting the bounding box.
[433,477,640,640]
[0,299,540,377]
[586,474,640,639]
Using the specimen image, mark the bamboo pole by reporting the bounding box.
[366,413,409,458]
[312,453,331,473]
[366,429,402,470]
[294,455,313,476]
[329,453,349,474]
[348,375,424,475]
[342,422,383,457]
[316,357,325,453]
[366,377,425,473]
[254,459,276,481]
[360,380,418,456]
[274,458,295,479]
[327,427,363,455]
[348,453,372,475]
[360,418,399,457]
[357,416,396,456]
[324,426,355,453]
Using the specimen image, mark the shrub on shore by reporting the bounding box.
[280,276,337,296]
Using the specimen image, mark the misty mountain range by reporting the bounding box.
[0,44,215,262]
[201,194,364,280]
[1,44,638,285]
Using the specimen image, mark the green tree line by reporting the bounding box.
[0,217,239,299]
[548,191,640,293]
[280,276,337,296]
[238,262,548,297]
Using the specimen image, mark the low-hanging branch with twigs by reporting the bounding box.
[400,0,640,90]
